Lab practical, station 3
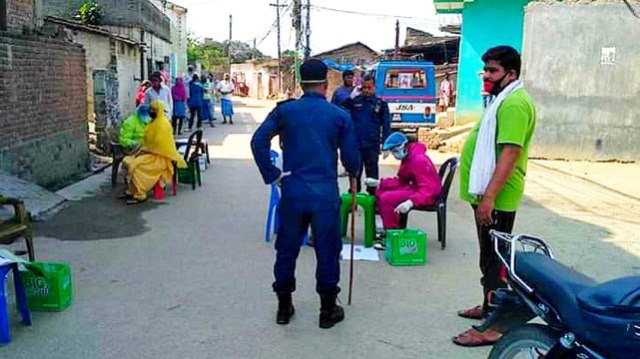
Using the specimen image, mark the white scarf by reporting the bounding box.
[468,80,523,197]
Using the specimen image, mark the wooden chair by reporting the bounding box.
[0,196,35,261]
[111,142,126,187]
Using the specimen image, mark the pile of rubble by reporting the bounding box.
[415,110,474,152]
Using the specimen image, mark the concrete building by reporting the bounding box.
[43,0,173,81]
[523,1,640,161]
[0,0,89,188]
[43,17,142,152]
[151,0,188,80]
[230,59,280,100]
[434,0,533,124]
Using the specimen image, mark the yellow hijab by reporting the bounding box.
[141,101,188,168]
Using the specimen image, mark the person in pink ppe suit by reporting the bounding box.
[365,132,442,233]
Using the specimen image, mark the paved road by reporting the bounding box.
[2,98,638,359]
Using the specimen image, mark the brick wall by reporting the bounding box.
[7,0,35,31]
[0,33,89,188]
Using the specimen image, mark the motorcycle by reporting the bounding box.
[477,230,640,359]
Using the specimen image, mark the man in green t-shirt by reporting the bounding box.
[453,46,536,347]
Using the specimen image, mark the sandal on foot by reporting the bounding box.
[452,328,501,347]
[458,305,484,320]
[126,198,146,205]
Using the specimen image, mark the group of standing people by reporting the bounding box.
[251,45,537,348]
[134,67,237,136]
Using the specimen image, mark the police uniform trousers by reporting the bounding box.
[354,145,380,195]
[273,197,342,296]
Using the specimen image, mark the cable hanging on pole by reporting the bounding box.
[309,4,439,23]
[258,1,292,46]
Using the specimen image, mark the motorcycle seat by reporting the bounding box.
[516,252,597,333]
[578,276,640,314]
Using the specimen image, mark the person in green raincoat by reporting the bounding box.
[119,104,151,152]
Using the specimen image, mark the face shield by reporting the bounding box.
[391,144,407,160]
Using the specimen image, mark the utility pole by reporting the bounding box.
[253,38,257,60]
[304,0,311,60]
[228,15,233,69]
[270,1,286,93]
[394,20,400,60]
[293,0,302,92]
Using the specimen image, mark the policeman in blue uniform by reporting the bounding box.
[343,74,391,195]
[251,59,360,329]
[330,69,355,107]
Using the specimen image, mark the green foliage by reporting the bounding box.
[187,33,267,70]
[281,50,298,58]
[74,1,104,26]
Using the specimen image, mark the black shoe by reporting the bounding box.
[222,120,227,124]
[229,120,234,125]
[319,294,344,329]
[276,293,295,325]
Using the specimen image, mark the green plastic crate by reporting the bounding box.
[385,229,427,266]
[21,262,73,312]
[177,167,199,184]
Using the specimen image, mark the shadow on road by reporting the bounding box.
[34,187,162,241]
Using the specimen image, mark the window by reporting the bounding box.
[384,69,427,89]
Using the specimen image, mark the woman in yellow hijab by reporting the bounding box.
[122,100,187,204]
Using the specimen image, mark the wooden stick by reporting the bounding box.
[348,177,357,305]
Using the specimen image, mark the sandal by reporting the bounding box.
[373,241,386,251]
[126,198,147,205]
[452,328,501,347]
[458,305,484,320]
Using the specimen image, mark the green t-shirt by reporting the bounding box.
[459,88,536,212]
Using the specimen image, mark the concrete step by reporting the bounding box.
[0,173,66,222]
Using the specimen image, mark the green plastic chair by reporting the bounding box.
[340,193,376,248]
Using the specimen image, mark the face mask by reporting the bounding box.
[489,73,510,96]
[392,150,407,160]
[392,144,407,160]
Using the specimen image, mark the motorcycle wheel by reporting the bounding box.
[488,324,559,359]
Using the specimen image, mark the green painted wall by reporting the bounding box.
[455,0,532,124]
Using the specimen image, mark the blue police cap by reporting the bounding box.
[300,59,328,84]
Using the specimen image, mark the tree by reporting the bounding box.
[281,49,298,58]
[187,34,267,70]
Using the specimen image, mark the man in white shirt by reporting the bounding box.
[216,73,235,125]
[145,72,173,118]
[183,66,194,99]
